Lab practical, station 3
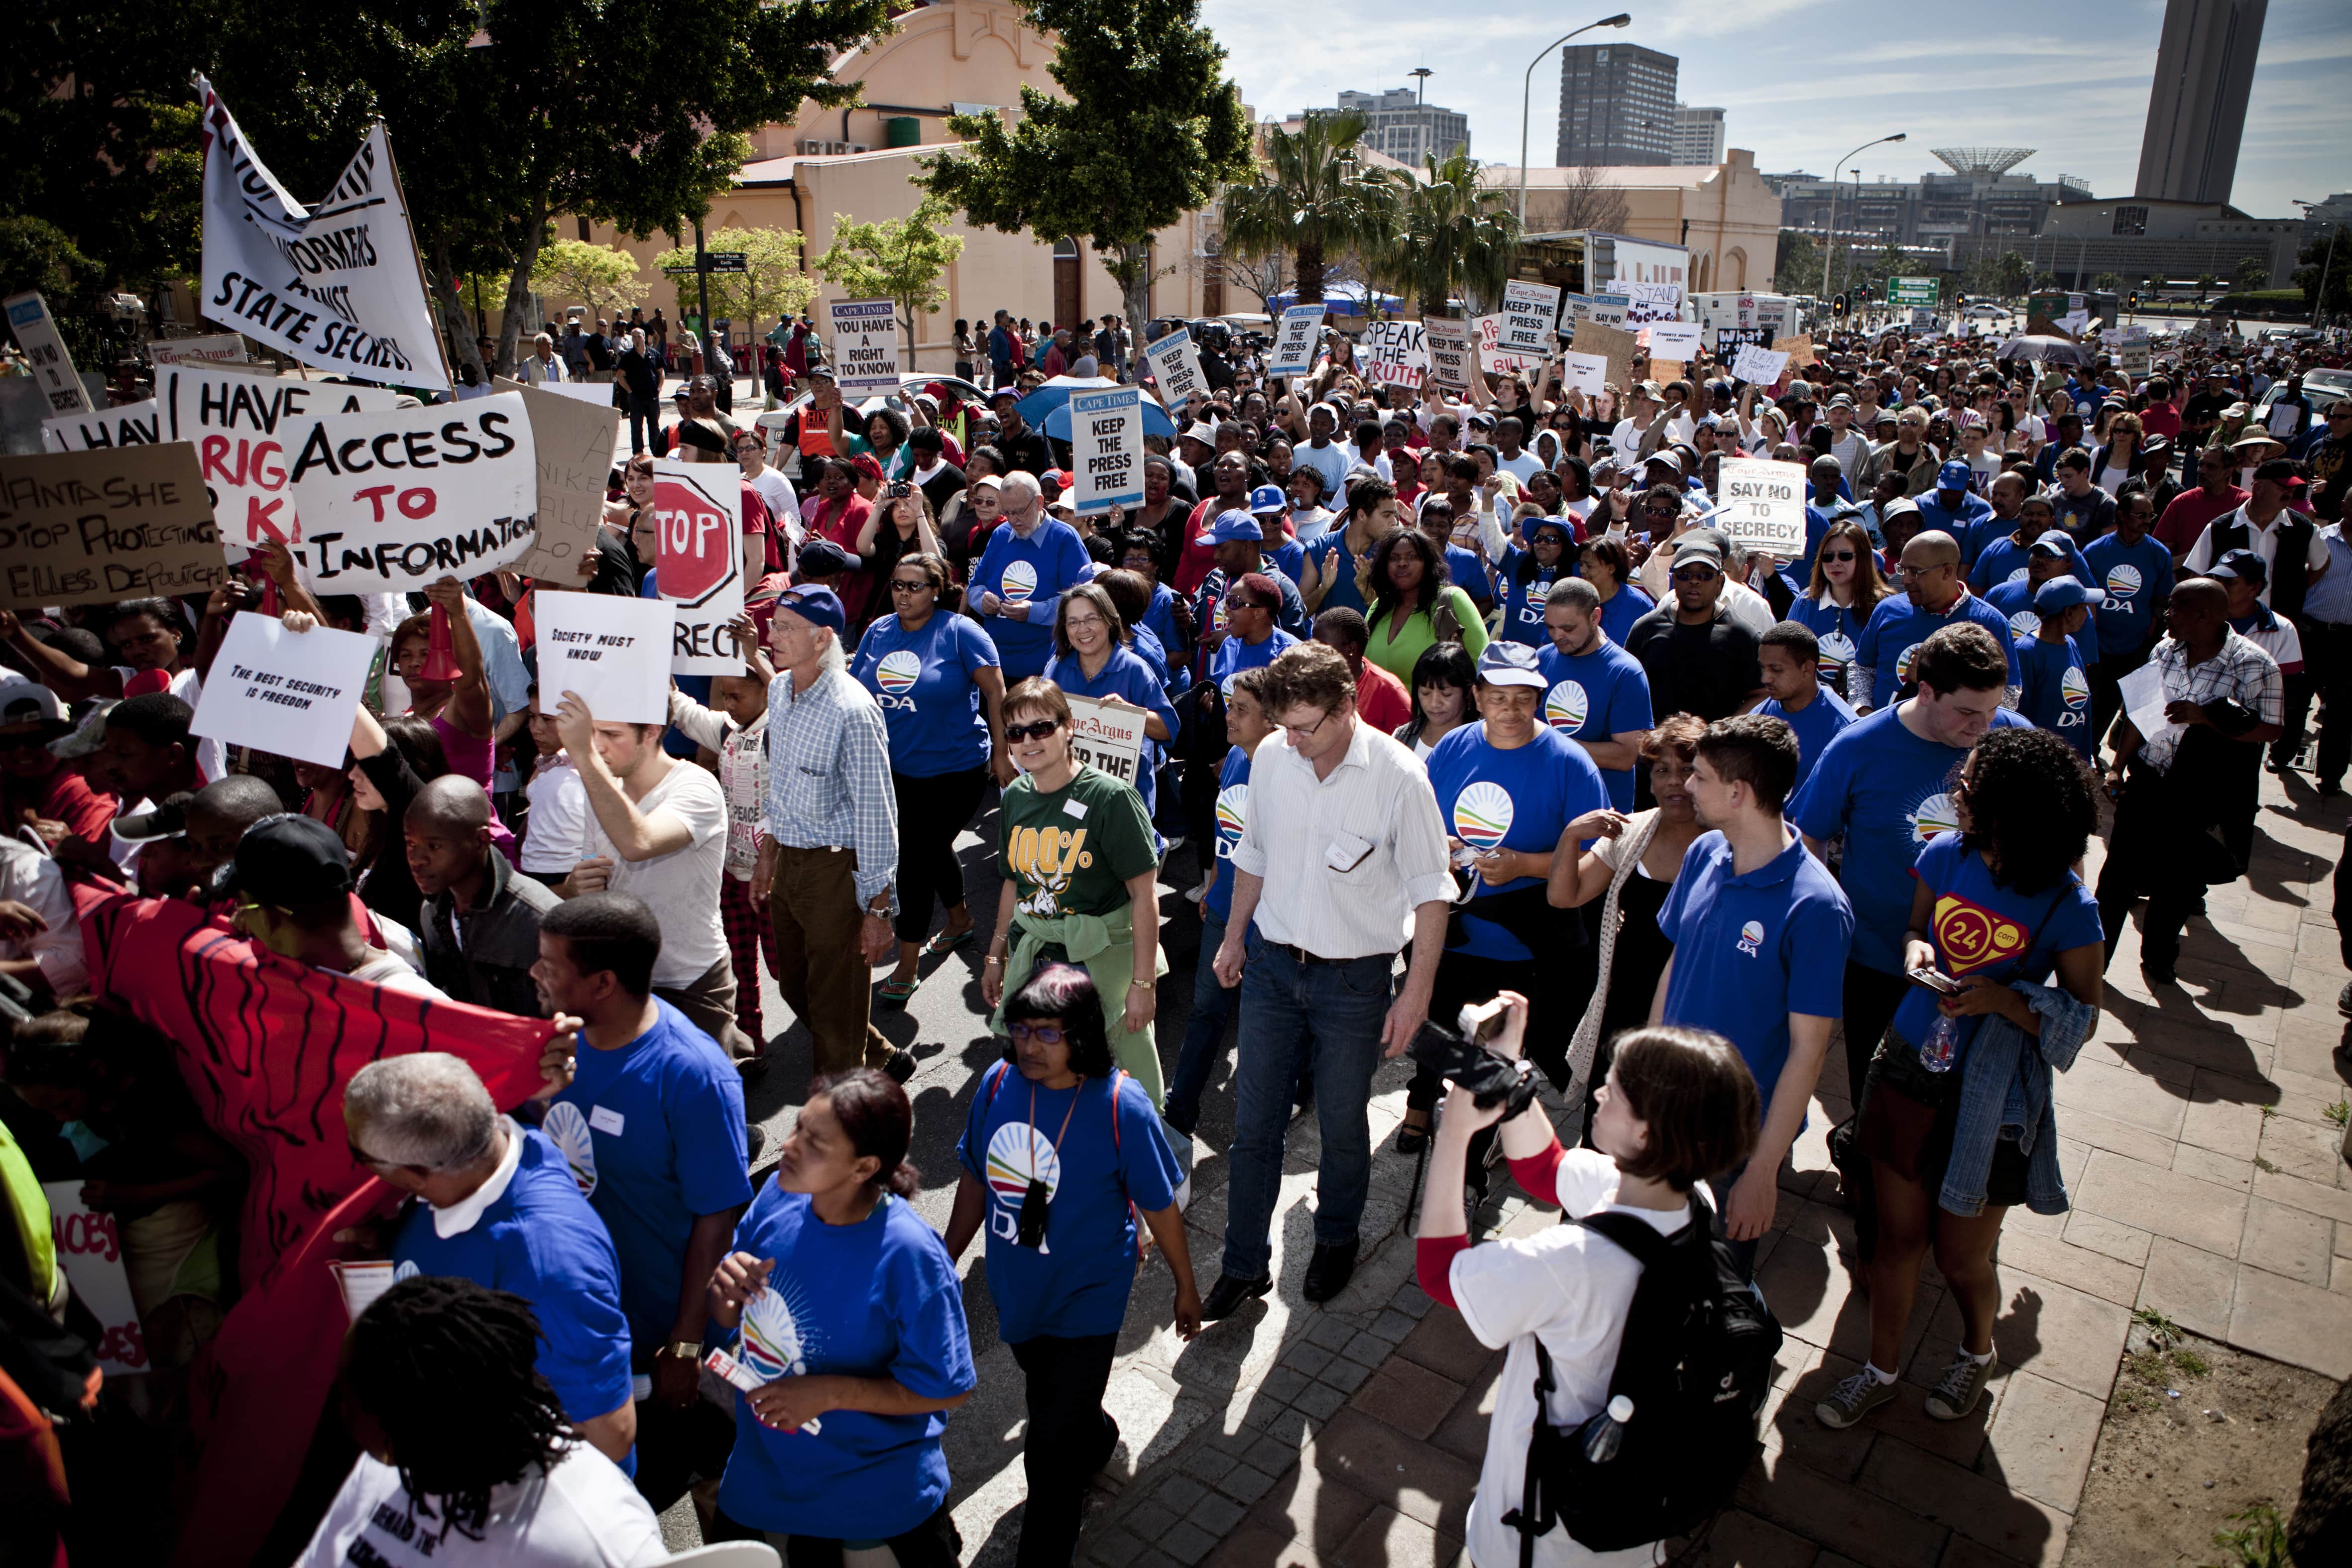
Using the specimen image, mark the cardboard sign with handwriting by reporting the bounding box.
[1777,333,1816,367]
[0,444,227,611]
[1572,322,1639,393]
[495,377,622,580]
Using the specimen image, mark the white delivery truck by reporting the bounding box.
[1690,292,1798,342]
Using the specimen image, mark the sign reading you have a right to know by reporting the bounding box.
[827,298,902,395]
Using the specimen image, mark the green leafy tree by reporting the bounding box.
[812,195,964,357]
[1216,111,1389,306]
[2196,272,2219,303]
[920,0,1252,347]
[2092,271,2122,292]
[655,226,819,338]
[1368,149,1520,318]
[2232,254,2270,292]
[2296,226,2350,321]
[532,237,651,322]
[1773,229,1821,296]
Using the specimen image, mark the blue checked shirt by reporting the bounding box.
[761,666,900,913]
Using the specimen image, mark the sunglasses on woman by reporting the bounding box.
[1821,549,1859,562]
[1005,719,1060,742]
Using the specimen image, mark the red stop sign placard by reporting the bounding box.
[655,478,734,602]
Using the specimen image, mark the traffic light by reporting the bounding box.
[1832,293,1849,320]
[2128,290,2141,311]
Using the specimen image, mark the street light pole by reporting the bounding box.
[1518,13,1634,228]
[2296,200,2340,329]
[1822,133,1905,308]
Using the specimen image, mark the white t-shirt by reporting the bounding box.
[521,757,590,874]
[1450,1149,1707,1568]
[114,666,228,783]
[297,1446,666,1568]
[336,945,446,998]
[1496,449,1546,486]
[582,759,728,988]
[748,467,801,540]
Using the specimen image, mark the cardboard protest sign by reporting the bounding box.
[141,365,401,555]
[0,444,228,612]
[826,298,902,393]
[533,591,672,724]
[1142,328,1207,403]
[1498,280,1563,354]
[5,293,94,415]
[1560,351,1609,396]
[1644,321,1704,361]
[1360,318,1427,388]
[1623,282,1682,326]
[43,400,161,454]
[1646,359,1685,388]
[1474,316,1541,377]
[190,613,376,768]
[1423,317,1474,393]
[285,393,537,592]
[1267,304,1325,377]
[1571,321,1638,393]
[195,78,449,391]
[46,1183,146,1375]
[653,459,745,675]
[1716,457,1808,557]
[493,377,622,580]
[1730,344,1789,386]
[1065,694,1147,787]
[1778,333,1816,367]
[150,334,250,367]
[1069,385,1144,515]
[1564,292,1631,329]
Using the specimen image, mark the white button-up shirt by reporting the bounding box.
[1229,716,1452,960]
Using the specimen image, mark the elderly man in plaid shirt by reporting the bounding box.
[2096,575,2285,985]
[749,584,917,1083]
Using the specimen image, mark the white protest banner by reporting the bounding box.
[1730,344,1790,386]
[1360,318,1427,389]
[1267,304,1325,377]
[149,334,249,367]
[653,459,745,675]
[5,293,93,415]
[1498,280,1563,355]
[1142,328,1207,404]
[1423,317,1473,393]
[1065,694,1147,787]
[195,77,449,390]
[2268,402,2303,439]
[494,377,623,580]
[826,298,902,394]
[1560,351,1609,396]
[286,393,537,592]
[1564,292,1631,330]
[0,444,228,612]
[2058,309,2092,337]
[1645,321,1704,361]
[1069,385,1144,515]
[1474,316,1541,377]
[533,591,673,724]
[189,612,376,768]
[43,400,161,454]
[1623,282,1683,326]
[146,365,401,555]
[1716,457,1809,557]
[46,1183,147,1375]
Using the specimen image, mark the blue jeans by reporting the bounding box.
[1219,937,1395,1282]
[1165,914,1235,1136]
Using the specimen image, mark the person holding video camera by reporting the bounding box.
[1411,995,1762,1568]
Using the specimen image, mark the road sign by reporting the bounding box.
[662,251,749,277]
[1889,277,1940,308]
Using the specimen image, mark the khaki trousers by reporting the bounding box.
[768,845,891,1076]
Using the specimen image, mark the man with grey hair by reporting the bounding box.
[354,1051,639,1467]
[966,467,1092,681]
[521,330,568,385]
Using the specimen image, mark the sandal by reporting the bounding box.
[922,926,975,958]
[1395,1109,1432,1155]
[877,976,922,1007]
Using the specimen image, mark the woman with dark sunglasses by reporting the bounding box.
[1791,518,1892,704]
[943,964,1200,1568]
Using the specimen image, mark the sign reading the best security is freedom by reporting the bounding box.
[285,394,537,591]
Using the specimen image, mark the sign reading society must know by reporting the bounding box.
[0,444,228,612]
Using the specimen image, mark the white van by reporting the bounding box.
[1689,292,1798,341]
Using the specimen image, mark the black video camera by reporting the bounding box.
[1407,999,1540,1116]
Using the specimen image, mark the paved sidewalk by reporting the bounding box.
[1059,769,2352,1568]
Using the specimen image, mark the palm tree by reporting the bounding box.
[1216,112,1388,306]
[1368,148,1521,318]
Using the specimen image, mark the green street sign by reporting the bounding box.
[1889,276,1940,307]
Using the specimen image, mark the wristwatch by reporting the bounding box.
[659,1340,703,1362]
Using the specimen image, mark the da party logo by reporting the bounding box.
[1543,679,1590,732]
[1452,781,1515,852]
[1000,560,1039,606]
[1214,783,1249,857]
[1908,789,1960,843]
[1932,891,2026,975]
[2105,564,2143,602]
[1736,918,1765,957]
[542,1101,597,1196]
[2061,665,2090,708]
[2003,565,2029,585]
[874,649,921,696]
[1817,631,1856,675]
[2009,611,2041,643]
[1895,642,1923,686]
[739,1285,811,1382]
[984,1119,1064,1251]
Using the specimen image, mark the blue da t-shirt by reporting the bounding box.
[391,1123,635,1430]
[715,1186,975,1539]
[1890,831,2103,1054]
[1788,593,1871,704]
[1983,577,2101,668]
[2012,633,2095,759]
[1044,645,1180,816]
[1302,532,1370,616]
[1594,582,1655,649]
[1788,702,2033,973]
[1758,685,1859,794]
[1656,830,1853,1111]
[852,610,1001,778]
[1535,639,1653,813]
[1209,627,1300,696]
[1854,590,2021,708]
[967,519,1092,680]
[2081,532,2174,658]
[1968,531,2093,598]
[955,1062,1180,1344]
[1496,550,1566,648]
[1425,722,1608,962]
[1207,744,1254,928]
[1442,542,1491,603]
[544,998,752,1354]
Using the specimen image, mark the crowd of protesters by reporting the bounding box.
[4,296,2351,1568]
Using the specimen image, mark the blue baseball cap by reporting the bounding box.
[2033,577,2090,613]
[1248,483,1287,514]
[1195,509,1264,547]
[1476,641,1547,690]
[774,584,846,634]
[1936,459,1974,493]
[2028,530,2075,558]
[2210,547,2268,584]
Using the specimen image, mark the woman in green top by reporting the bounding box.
[980,678,1168,1102]
[1363,527,1488,682]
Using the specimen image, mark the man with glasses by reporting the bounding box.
[1623,537,1767,725]
[1202,643,1452,1315]
[1853,531,2019,715]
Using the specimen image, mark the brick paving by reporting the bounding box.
[1035,768,2352,1568]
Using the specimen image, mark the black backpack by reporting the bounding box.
[1499,1203,1782,1562]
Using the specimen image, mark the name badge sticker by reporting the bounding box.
[589,1106,626,1135]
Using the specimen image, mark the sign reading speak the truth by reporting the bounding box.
[653,459,744,676]
[286,393,537,591]
[1069,386,1144,515]
[1361,319,1427,389]
[826,298,902,394]
[190,612,376,768]
[1716,457,1808,556]
[1065,694,1147,785]
[533,591,672,724]
[1142,329,1207,403]
[0,444,228,611]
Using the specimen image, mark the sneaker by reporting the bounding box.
[1814,1368,1899,1429]
[1923,1346,1998,1420]
[2339,979,2352,1018]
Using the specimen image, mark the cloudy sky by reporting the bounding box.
[1197,0,2347,220]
